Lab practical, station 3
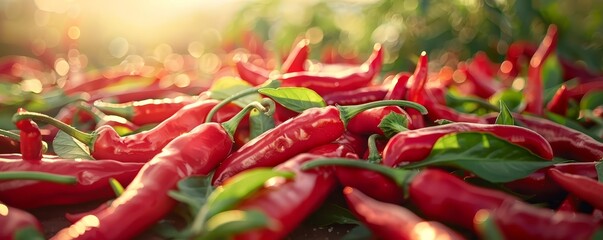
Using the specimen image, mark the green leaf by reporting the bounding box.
[305,203,360,226]
[169,175,215,216]
[489,89,524,112]
[200,210,270,240]
[596,162,603,183]
[14,227,45,240]
[495,100,514,125]
[579,91,603,111]
[249,108,275,139]
[378,112,409,138]
[209,77,260,108]
[53,130,94,160]
[541,54,563,91]
[258,87,325,113]
[341,224,373,240]
[403,132,555,183]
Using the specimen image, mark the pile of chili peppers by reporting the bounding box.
[1,24,603,240]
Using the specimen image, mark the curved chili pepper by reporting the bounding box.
[52,101,267,240]
[0,157,143,209]
[545,84,569,116]
[548,168,603,211]
[93,95,200,126]
[0,202,44,240]
[343,187,465,240]
[406,51,428,129]
[13,99,240,162]
[460,53,501,99]
[233,151,341,240]
[384,73,410,101]
[279,44,383,95]
[15,113,42,162]
[382,122,554,167]
[509,114,603,162]
[557,194,582,213]
[281,39,309,73]
[347,106,409,136]
[567,78,603,100]
[211,100,427,186]
[525,25,558,116]
[235,55,272,86]
[322,86,388,106]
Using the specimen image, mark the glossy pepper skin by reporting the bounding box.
[347,106,409,136]
[52,122,233,240]
[15,116,42,161]
[343,187,465,240]
[548,168,603,211]
[233,150,346,240]
[212,107,345,186]
[545,84,569,116]
[384,73,410,101]
[512,114,603,161]
[0,202,43,240]
[281,39,309,73]
[93,95,200,126]
[0,156,143,209]
[382,122,554,167]
[525,25,558,116]
[322,86,388,106]
[405,52,428,129]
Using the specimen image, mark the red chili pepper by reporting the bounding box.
[343,187,465,240]
[13,99,241,162]
[548,168,603,211]
[545,84,569,116]
[384,73,410,101]
[211,100,427,186]
[459,52,502,99]
[93,95,200,126]
[382,122,554,167]
[235,55,272,86]
[567,78,603,100]
[279,44,383,95]
[322,86,388,106]
[510,114,603,161]
[488,198,602,240]
[406,51,428,129]
[347,106,409,136]
[525,25,558,116]
[233,152,341,240]
[281,39,309,73]
[65,201,111,223]
[0,157,143,209]
[0,202,44,240]
[15,111,42,162]
[52,101,265,240]
[557,194,582,213]
[308,132,366,158]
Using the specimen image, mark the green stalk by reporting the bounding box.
[205,80,280,123]
[12,111,94,145]
[93,101,135,119]
[366,134,383,164]
[221,99,275,141]
[338,100,427,127]
[0,171,77,184]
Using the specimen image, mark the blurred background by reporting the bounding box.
[0,0,602,129]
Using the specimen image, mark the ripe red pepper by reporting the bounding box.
[52,101,267,240]
[15,113,42,162]
[322,86,388,106]
[557,194,582,213]
[235,56,272,86]
[567,78,603,100]
[548,168,603,211]
[525,25,558,116]
[0,202,44,240]
[343,187,465,240]
[545,84,569,116]
[13,99,241,162]
[511,114,603,161]
[281,39,310,73]
[211,100,427,185]
[459,53,501,99]
[93,95,200,126]
[233,151,342,240]
[347,106,409,136]
[0,157,143,209]
[382,122,554,167]
[384,73,410,101]
[406,52,428,129]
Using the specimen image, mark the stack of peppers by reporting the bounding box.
[0,26,602,240]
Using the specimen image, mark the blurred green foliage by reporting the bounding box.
[226,0,603,73]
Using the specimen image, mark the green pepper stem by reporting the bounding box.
[76,102,106,123]
[0,171,77,184]
[0,128,49,153]
[301,158,416,187]
[221,99,275,141]
[109,178,125,197]
[12,111,94,145]
[367,134,383,164]
[205,80,281,123]
[338,100,427,127]
[93,101,134,119]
